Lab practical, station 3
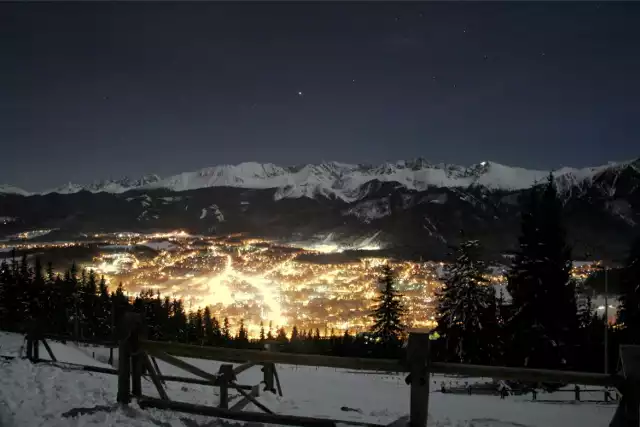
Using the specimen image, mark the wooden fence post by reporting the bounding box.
[407,332,431,427]
[130,313,143,398]
[26,321,42,362]
[117,330,131,403]
[262,341,277,394]
[109,300,115,366]
[218,364,235,409]
[117,312,141,404]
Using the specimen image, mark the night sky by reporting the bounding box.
[2,2,639,191]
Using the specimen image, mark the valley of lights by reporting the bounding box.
[2,229,601,339]
[81,233,441,337]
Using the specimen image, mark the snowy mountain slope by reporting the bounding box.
[135,158,640,201]
[0,158,637,260]
[41,175,162,195]
[2,159,637,202]
[0,184,31,197]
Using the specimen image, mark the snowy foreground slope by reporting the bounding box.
[0,332,616,427]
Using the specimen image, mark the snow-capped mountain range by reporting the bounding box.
[2,158,638,202]
[0,158,638,261]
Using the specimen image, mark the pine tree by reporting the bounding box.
[236,319,249,344]
[617,237,640,343]
[291,325,300,341]
[212,317,222,343]
[194,308,205,343]
[17,253,32,324]
[276,326,288,343]
[203,307,215,345]
[170,299,188,342]
[370,265,405,346]
[82,269,98,338]
[222,317,231,342]
[31,257,45,325]
[267,321,274,340]
[96,276,111,339]
[259,321,266,342]
[434,238,497,364]
[578,293,594,329]
[507,175,579,369]
[46,262,55,283]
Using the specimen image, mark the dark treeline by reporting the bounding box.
[1,174,639,371]
[431,174,640,374]
[0,254,400,358]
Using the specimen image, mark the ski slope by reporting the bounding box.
[0,332,617,427]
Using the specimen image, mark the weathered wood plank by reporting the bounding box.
[218,364,234,409]
[273,364,283,397]
[151,356,165,384]
[262,363,275,393]
[407,333,430,427]
[129,314,143,398]
[39,334,118,348]
[143,354,169,401]
[230,383,273,414]
[41,339,57,362]
[141,340,405,372]
[146,347,221,385]
[430,362,620,388]
[140,340,620,387]
[229,384,260,412]
[117,333,131,404]
[138,396,338,427]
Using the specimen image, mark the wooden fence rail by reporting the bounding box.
[21,314,640,427]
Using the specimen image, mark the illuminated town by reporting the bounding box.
[0,229,606,337]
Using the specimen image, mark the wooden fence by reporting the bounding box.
[22,313,640,427]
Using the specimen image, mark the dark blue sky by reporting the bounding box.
[2,2,639,191]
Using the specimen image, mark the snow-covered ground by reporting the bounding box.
[0,332,617,427]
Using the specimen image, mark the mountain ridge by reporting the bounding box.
[0,157,638,260]
[2,158,638,202]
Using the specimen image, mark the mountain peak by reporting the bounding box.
[4,159,636,201]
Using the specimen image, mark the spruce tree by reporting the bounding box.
[617,237,640,343]
[434,239,497,364]
[267,321,274,340]
[212,317,222,342]
[259,321,266,342]
[291,325,300,341]
[96,276,111,339]
[276,327,288,343]
[204,307,215,345]
[370,265,405,346]
[222,317,231,342]
[507,175,579,369]
[236,319,249,344]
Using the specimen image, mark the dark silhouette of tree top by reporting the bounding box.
[370,265,405,346]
